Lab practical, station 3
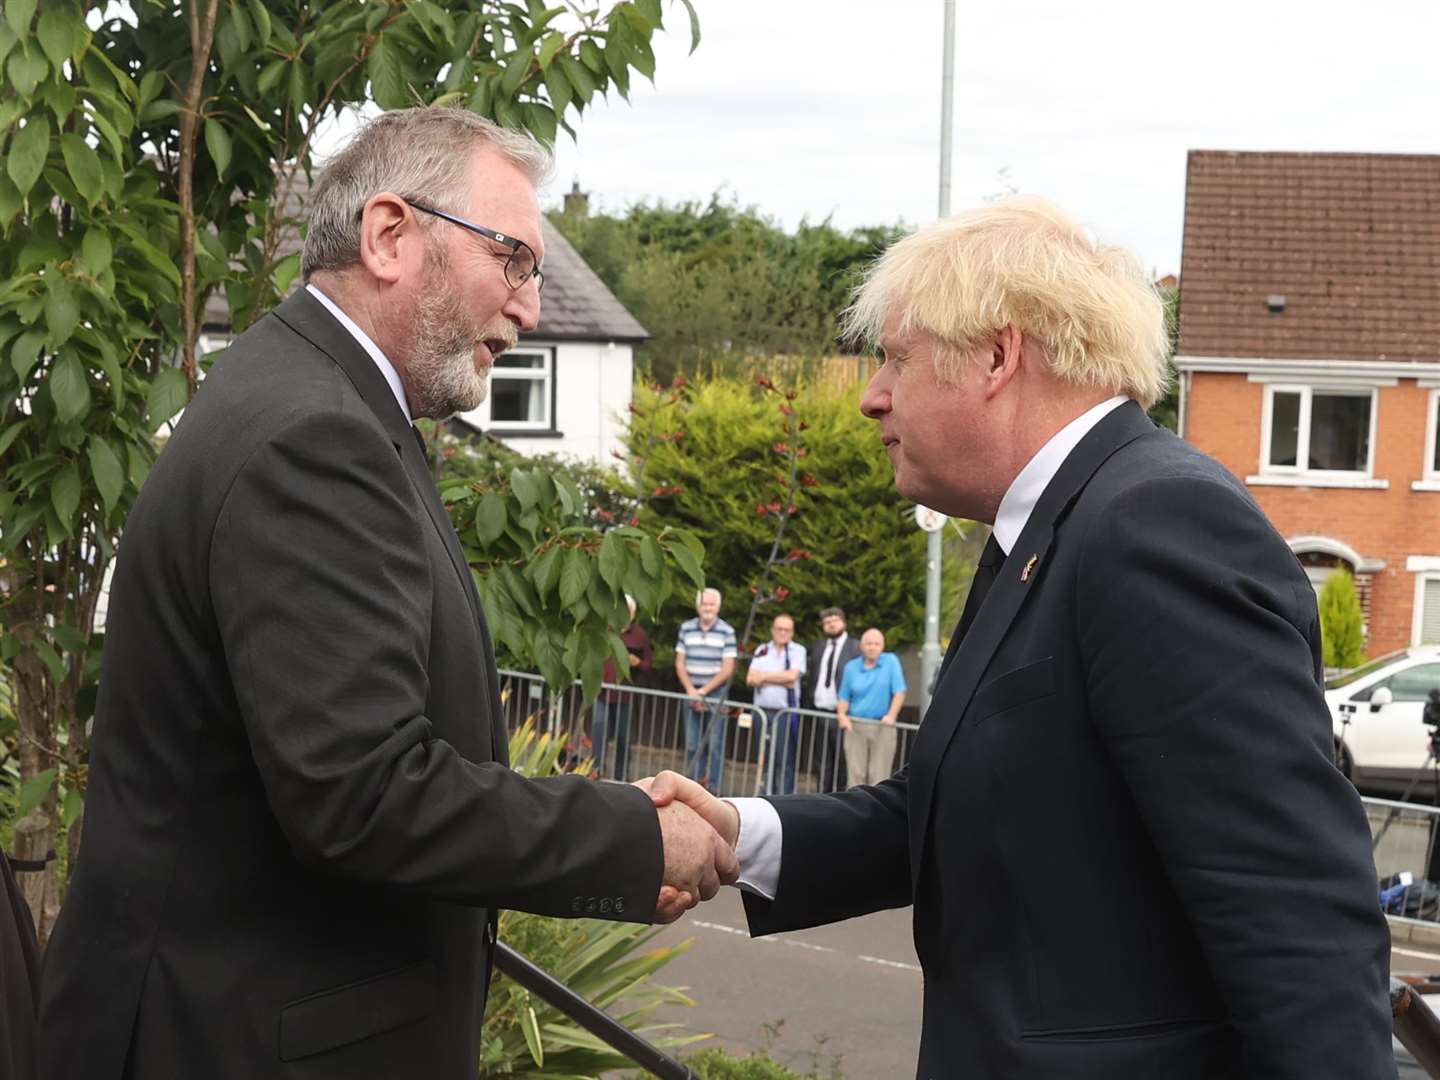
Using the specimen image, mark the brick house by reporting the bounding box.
[1174,150,1440,656]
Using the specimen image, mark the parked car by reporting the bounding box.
[1328,646,1440,797]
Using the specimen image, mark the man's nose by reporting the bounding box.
[859,367,891,419]
[504,282,541,333]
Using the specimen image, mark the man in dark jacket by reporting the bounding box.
[801,607,861,792]
[39,107,733,1080]
[645,197,1395,1078]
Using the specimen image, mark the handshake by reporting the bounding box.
[635,771,743,924]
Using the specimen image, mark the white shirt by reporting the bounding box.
[748,639,806,712]
[306,283,412,423]
[730,395,1132,899]
[812,633,849,711]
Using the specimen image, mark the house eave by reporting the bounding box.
[1175,355,1440,382]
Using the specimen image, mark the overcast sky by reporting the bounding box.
[535,0,1437,276]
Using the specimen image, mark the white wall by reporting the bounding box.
[496,340,635,464]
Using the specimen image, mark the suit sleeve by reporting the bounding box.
[210,410,663,921]
[742,770,912,935]
[1076,475,1392,1076]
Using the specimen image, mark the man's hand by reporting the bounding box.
[837,714,853,732]
[651,798,738,924]
[639,771,741,849]
[881,714,896,726]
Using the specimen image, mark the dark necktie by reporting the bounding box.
[784,645,797,708]
[821,639,838,691]
[954,534,1006,646]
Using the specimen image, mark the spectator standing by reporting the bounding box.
[746,614,808,795]
[675,588,737,790]
[836,628,907,787]
[592,595,652,780]
[803,607,862,792]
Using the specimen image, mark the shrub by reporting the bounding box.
[1319,570,1367,669]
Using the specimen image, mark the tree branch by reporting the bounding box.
[177,0,222,398]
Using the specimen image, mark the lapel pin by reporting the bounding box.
[1020,555,1038,582]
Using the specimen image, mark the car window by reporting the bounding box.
[1376,663,1440,704]
[1328,649,1413,691]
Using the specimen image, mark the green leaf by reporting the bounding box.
[49,623,86,653]
[510,467,540,511]
[61,786,83,828]
[60,133,103,205]
[542,63,571,112]
[145,366,188,432]
[88,435,123,512]
[272,252,301,294]
[51,459,81,525]
[537,31,564,69]
[639,534,662,576]
[36,5,88,67]
[557,54,594,105]
[528,544,561,599]
[597,531,625,590]
[248,0,272,45]
[0,419,29,458]
[0,171,20,226]
[475,490,507,545]
[204,118,232,178]
[4,0,36,37]
[44,272,79,346]
[80,226,112,274]
[7,112,50,197]
[558,546,591,607]
[115,226,181,288]
[6,47,47,97]
[11,328,45,381]
[0,20,15,69]
[49,351,90,423]
[676,0,701,52]
[666,538,704,590]
[579,38,604,73]
[521,102,556,145]
[126,442,150,490]
[367,35,407,109]
[16,768,56,818]
[499,49,530,98]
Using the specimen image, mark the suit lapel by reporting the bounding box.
[272,290,505,765]
[907,401,1156,890]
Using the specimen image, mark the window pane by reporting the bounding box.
[496,353,546,371]
[1308,393,1369,471]
[1424,580,1440,646]
[1383,663,1440,702]
[490,375,546,424]
[1269,392,1300,467]
[1433,397,1440,474]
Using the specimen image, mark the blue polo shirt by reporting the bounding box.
[838,653,907,720]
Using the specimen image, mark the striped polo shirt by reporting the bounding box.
[676,617,738,683]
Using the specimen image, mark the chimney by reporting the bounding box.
[563,179,589,218]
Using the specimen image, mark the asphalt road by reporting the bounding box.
[640,890,1437,1078]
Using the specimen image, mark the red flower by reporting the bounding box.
[772,441,790,454]
[755,503,769,516]
[627,516,640,527]
[768,501,783,513]
[597,508,615,522]
[775,586,791,600]
[800,473,819,487]
[778,404,794,416]
[671,374,689,388]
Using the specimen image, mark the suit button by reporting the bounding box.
[614,897,625,914]
[599,898,613,914]
[584,897,598,914]
[570,896,583,913]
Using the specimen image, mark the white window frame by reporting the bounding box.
[1417,387,1440,492]
[1252,384,1382,488]
[479,345,556,433]
[1409,558,1440,646]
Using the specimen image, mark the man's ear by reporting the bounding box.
[984,325,1024,399]
[357,193,415,286]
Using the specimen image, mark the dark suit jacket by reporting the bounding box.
[801,635,862,711]
[2,854,40,1080]
[744,403,1394,1079]
[39,290,664,1080]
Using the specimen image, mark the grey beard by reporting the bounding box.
[405,285,486,420]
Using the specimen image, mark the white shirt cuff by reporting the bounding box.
[728,797,782,900]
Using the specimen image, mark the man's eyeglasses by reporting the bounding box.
[404,199,545,293]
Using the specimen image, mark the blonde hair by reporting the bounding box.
[842,197,1170,408]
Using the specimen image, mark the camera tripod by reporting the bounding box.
[1370,694,1440,866]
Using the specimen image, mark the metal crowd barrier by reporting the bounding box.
[496,669,921,797]
[1367,796,1440,926]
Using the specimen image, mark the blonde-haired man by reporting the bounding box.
[645,198,1393,1078]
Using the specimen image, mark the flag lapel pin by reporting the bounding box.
[1020,555,1038,582]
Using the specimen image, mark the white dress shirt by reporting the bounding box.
[306,283,412,423]
[730,395,1131,899]
[811,633,848,711]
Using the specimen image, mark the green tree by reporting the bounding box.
[1319,570,1367,670]
[1,0,700,939]
[622,375,965,660]
[550,194,905,385]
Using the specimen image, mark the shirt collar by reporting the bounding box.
[991,396,1128,556]
[306,283,412,424]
